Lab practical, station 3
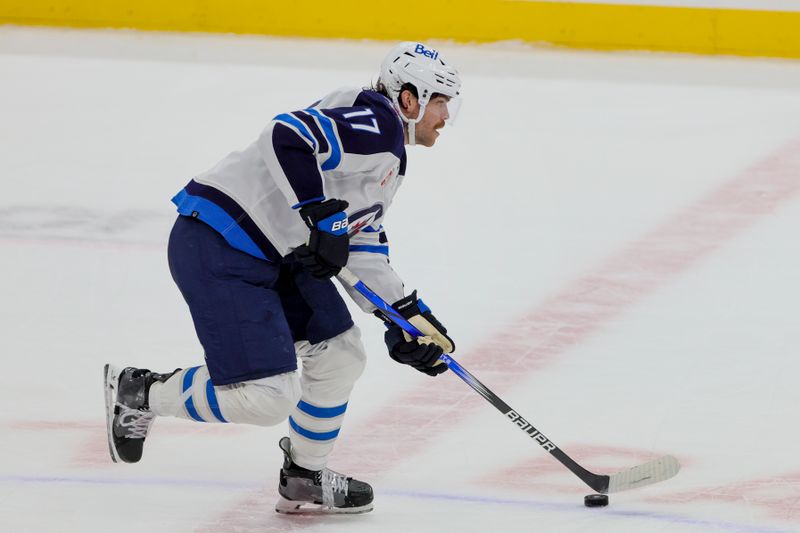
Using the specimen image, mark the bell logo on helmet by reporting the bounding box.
[414,44,439,61]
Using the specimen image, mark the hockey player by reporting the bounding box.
[104,42,461,514]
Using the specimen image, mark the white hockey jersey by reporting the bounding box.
[171,87,407,310]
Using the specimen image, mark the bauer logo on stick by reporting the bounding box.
[506,410,557,452]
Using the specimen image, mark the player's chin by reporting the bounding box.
[422,130,440,147]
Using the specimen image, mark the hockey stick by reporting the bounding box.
[337,267,680,494]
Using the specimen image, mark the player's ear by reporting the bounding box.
[400,89,416,111]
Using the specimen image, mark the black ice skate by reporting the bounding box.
[275,436,374,514]
[103,364,177,464]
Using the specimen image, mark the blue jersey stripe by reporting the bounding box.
[180,180,282,263]
[182,367,205,423]
[294,111,329,154]
[288,416,340,441]
[205,379,228,423]
[349,244,389,256]
[172,189,267,261]
[274,113,317,150]
[305,108,342,171]
[296,400,348,419]
[291,196,326,209]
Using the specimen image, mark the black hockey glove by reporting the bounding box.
[384,324,447,377]
[376,291,456,377]
[293,199,350,279]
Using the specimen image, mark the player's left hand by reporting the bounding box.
[293,198,350,279]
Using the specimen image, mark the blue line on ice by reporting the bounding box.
[2,474,797,533]
[384,488,800,533]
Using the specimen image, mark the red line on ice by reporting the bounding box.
[196,136,800,531]
[334,136,800,474]
[649,471,800,521]
[0,235,164,252]
[481,444,693,494]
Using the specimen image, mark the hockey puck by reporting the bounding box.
[584,494,609,507]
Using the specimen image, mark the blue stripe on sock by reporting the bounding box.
[288,416,340,441]
[296,400,347,419]
[182,367,205,422]
[205,379,228,423]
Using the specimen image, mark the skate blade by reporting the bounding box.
[103,364,122,464]
[275,497,373,515]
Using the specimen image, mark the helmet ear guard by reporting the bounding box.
[378,42,462,145]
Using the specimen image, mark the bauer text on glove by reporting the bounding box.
[293,199,350,279]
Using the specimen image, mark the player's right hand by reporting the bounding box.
[385,290,456,353]
[376,291,456,377]
[293,199,350,279]
[383,325,447,376]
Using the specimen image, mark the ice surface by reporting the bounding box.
[1,26,799,533]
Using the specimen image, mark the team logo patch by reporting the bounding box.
[347,204,383,236]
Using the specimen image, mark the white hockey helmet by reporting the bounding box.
[379,42,462,145]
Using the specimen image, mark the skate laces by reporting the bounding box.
[318,469,349,508]
[319,469,349,494]
[317,469,348,492]
[116,405,155,439]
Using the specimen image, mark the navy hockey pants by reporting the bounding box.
[167,215,354,386]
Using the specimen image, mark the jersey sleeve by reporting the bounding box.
[343,225,405,313]
[257,111,329,209]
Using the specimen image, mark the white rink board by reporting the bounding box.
[1,27,800,533]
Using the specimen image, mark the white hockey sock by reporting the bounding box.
[149,366,301,426]
[287,327,366,471]
[288,398,349,470]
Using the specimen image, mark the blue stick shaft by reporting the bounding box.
[336,267,611,493]
[345,279,426,338]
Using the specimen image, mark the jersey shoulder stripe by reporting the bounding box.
[273,113,317,150]
[304,107,343,171]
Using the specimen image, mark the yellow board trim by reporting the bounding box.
[1,1,799,59]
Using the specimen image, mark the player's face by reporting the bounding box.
[401,92,451,147]
[414,95,451,147]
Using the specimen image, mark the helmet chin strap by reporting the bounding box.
[407,121,416,146]
[397,101,427,147]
